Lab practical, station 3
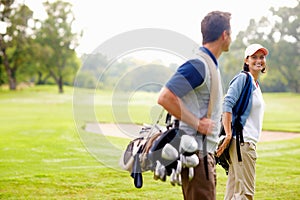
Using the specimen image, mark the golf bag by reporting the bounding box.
[119,113,199,188]
[119,113,176,188]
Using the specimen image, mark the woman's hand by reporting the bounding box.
[216,112,233,157]
[216,135,232,157]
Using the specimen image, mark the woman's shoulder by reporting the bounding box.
[230,71,248,85]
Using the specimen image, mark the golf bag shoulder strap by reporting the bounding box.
[196,51,219,119]
[233,71,252,118]
[233,71,252,162]
[196,51,220,180]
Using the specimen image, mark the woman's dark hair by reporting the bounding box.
[201,11,231,44]
[243,56,266,73]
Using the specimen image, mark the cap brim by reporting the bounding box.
[258,48,268,56]
[244,47,269,59]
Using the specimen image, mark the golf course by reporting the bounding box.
[0,85,299,199]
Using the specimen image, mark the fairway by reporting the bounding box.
[0,86,299,199]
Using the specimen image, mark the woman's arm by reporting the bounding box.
[216,112,232,157]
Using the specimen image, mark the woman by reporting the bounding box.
[216,43,269,200]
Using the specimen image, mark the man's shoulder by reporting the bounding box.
[187,58,206,66]
[179,58,206,72]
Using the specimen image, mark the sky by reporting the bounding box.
[24,0,297,64]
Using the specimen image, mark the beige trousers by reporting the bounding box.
[224,139,257,200]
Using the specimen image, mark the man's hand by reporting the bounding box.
[197,117,216,135]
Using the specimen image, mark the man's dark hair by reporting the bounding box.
[201,11,231,44]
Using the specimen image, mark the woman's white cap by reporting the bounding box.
[244,44,268,59]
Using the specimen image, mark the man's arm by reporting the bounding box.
[157,87,215,135]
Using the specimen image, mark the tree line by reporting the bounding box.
[0,0,299,93]
[222,1,300,93]
[0,0,80,93]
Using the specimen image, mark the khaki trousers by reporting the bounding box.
[225,139,257,200]
[181,152,216,200]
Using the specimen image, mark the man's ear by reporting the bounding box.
[222,30,230,40]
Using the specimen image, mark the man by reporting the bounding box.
[157,11,232,200]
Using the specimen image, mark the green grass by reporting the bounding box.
[0,86,299,199]
[92,90,300,132]
[263,93,300,132]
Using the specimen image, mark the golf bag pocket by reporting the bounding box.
[119,128,162,173]
[147,127,182,175]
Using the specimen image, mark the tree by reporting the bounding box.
[269,0,300,93]
[117,63,173,92]
[226,1,300,93]
[35,0,80,93]
[0,0,34,90]
[75,53,108,89]
[29,42,54,85]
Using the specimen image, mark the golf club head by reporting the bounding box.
[169,168,176,186]
[176,160,182,174]
[154,160,162,180]
[188,167,194,181]
[176,160,182,186]
[180,135,198,153]
[177,172,182,186]
[154,160,166,181]
[182,154,199,168]
[161,143,179,160]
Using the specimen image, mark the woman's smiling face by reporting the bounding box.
[245,50,266,73]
